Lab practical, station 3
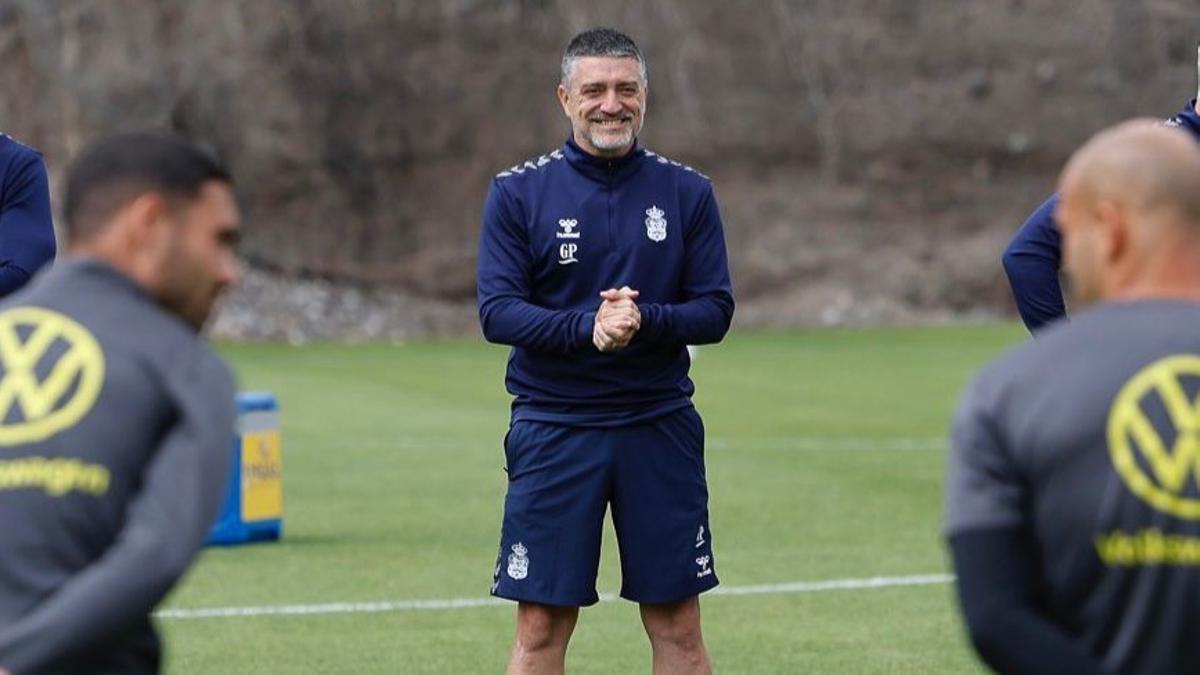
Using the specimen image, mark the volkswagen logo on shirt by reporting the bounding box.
[0,307,105,445]
[1107,354,1200,519]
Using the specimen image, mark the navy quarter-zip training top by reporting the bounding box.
[477,138,734,427]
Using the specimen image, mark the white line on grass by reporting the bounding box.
[707,437,945,452]
[390,437,947,452]
[155,573,954,620]
[707,573,953,597]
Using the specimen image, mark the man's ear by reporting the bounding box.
[121,192,169,247]
[1095,199,1128,262]
[557,83,571,118]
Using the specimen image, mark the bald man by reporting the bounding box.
[945,120,1200,675]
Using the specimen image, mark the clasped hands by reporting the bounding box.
[592,286,640,352]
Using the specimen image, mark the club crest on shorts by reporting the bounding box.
[507,542,530,580]
[645,205,667,242]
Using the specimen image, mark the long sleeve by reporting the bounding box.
[945,377,1106,674]
[0,355,235,674]
[477,179,595,354]
[0,150,57,297]
[637,185,734,346]
[1001,195,1064,333]
[950,528,1107,675]
[1000,99,1200,334]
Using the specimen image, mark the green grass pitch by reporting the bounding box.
[160,324,1027,673]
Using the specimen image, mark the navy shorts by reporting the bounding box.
[490,406,718,606]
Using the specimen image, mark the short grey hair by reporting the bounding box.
[560,27,647,87]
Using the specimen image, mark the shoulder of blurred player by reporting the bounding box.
[0,133,45,165]
[1163,100,1200,144]
[0,134,47,188]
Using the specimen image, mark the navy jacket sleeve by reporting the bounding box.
[950,528,1107,674]
[0,148,57,296]
[637,185,734,345]
[1001,195,1063,333]
[477,179,595,353]
[1003,100,1200,334]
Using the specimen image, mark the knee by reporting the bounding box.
[515,604,575,652]
[643,602,704,651]
[650,621,703,652]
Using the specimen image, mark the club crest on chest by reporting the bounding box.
[645,206,667,242]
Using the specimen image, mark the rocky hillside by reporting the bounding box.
[2,0,1198,338]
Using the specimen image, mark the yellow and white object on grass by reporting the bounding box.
[207,392,283,545]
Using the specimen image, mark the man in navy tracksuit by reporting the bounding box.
[1003,56,1200,332]
[0,134,57,297]
[477,28,733,674]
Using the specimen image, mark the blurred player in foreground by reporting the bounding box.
[1002,45,1200,332]
[947,120,1200,674]
[0,133,239,675]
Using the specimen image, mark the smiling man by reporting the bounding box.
[477,27,734,675]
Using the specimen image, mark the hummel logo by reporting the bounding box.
[557,219,580,239]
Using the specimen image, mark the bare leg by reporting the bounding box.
[507,602,580,675]
[639,596,712,675]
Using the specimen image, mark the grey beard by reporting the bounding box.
[585,123,637,151]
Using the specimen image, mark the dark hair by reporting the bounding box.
[64,132,231,240]
[561,27,646,85]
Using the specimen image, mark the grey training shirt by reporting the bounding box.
[0,259,235,674]
[946,300,1200,675]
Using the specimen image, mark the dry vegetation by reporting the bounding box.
[2,0,1198,328]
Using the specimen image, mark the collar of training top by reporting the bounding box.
[1166,99,1200,142]
[61,257,161,306]
[563,137,647,182]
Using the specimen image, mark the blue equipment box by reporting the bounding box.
[207,392,283,546]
